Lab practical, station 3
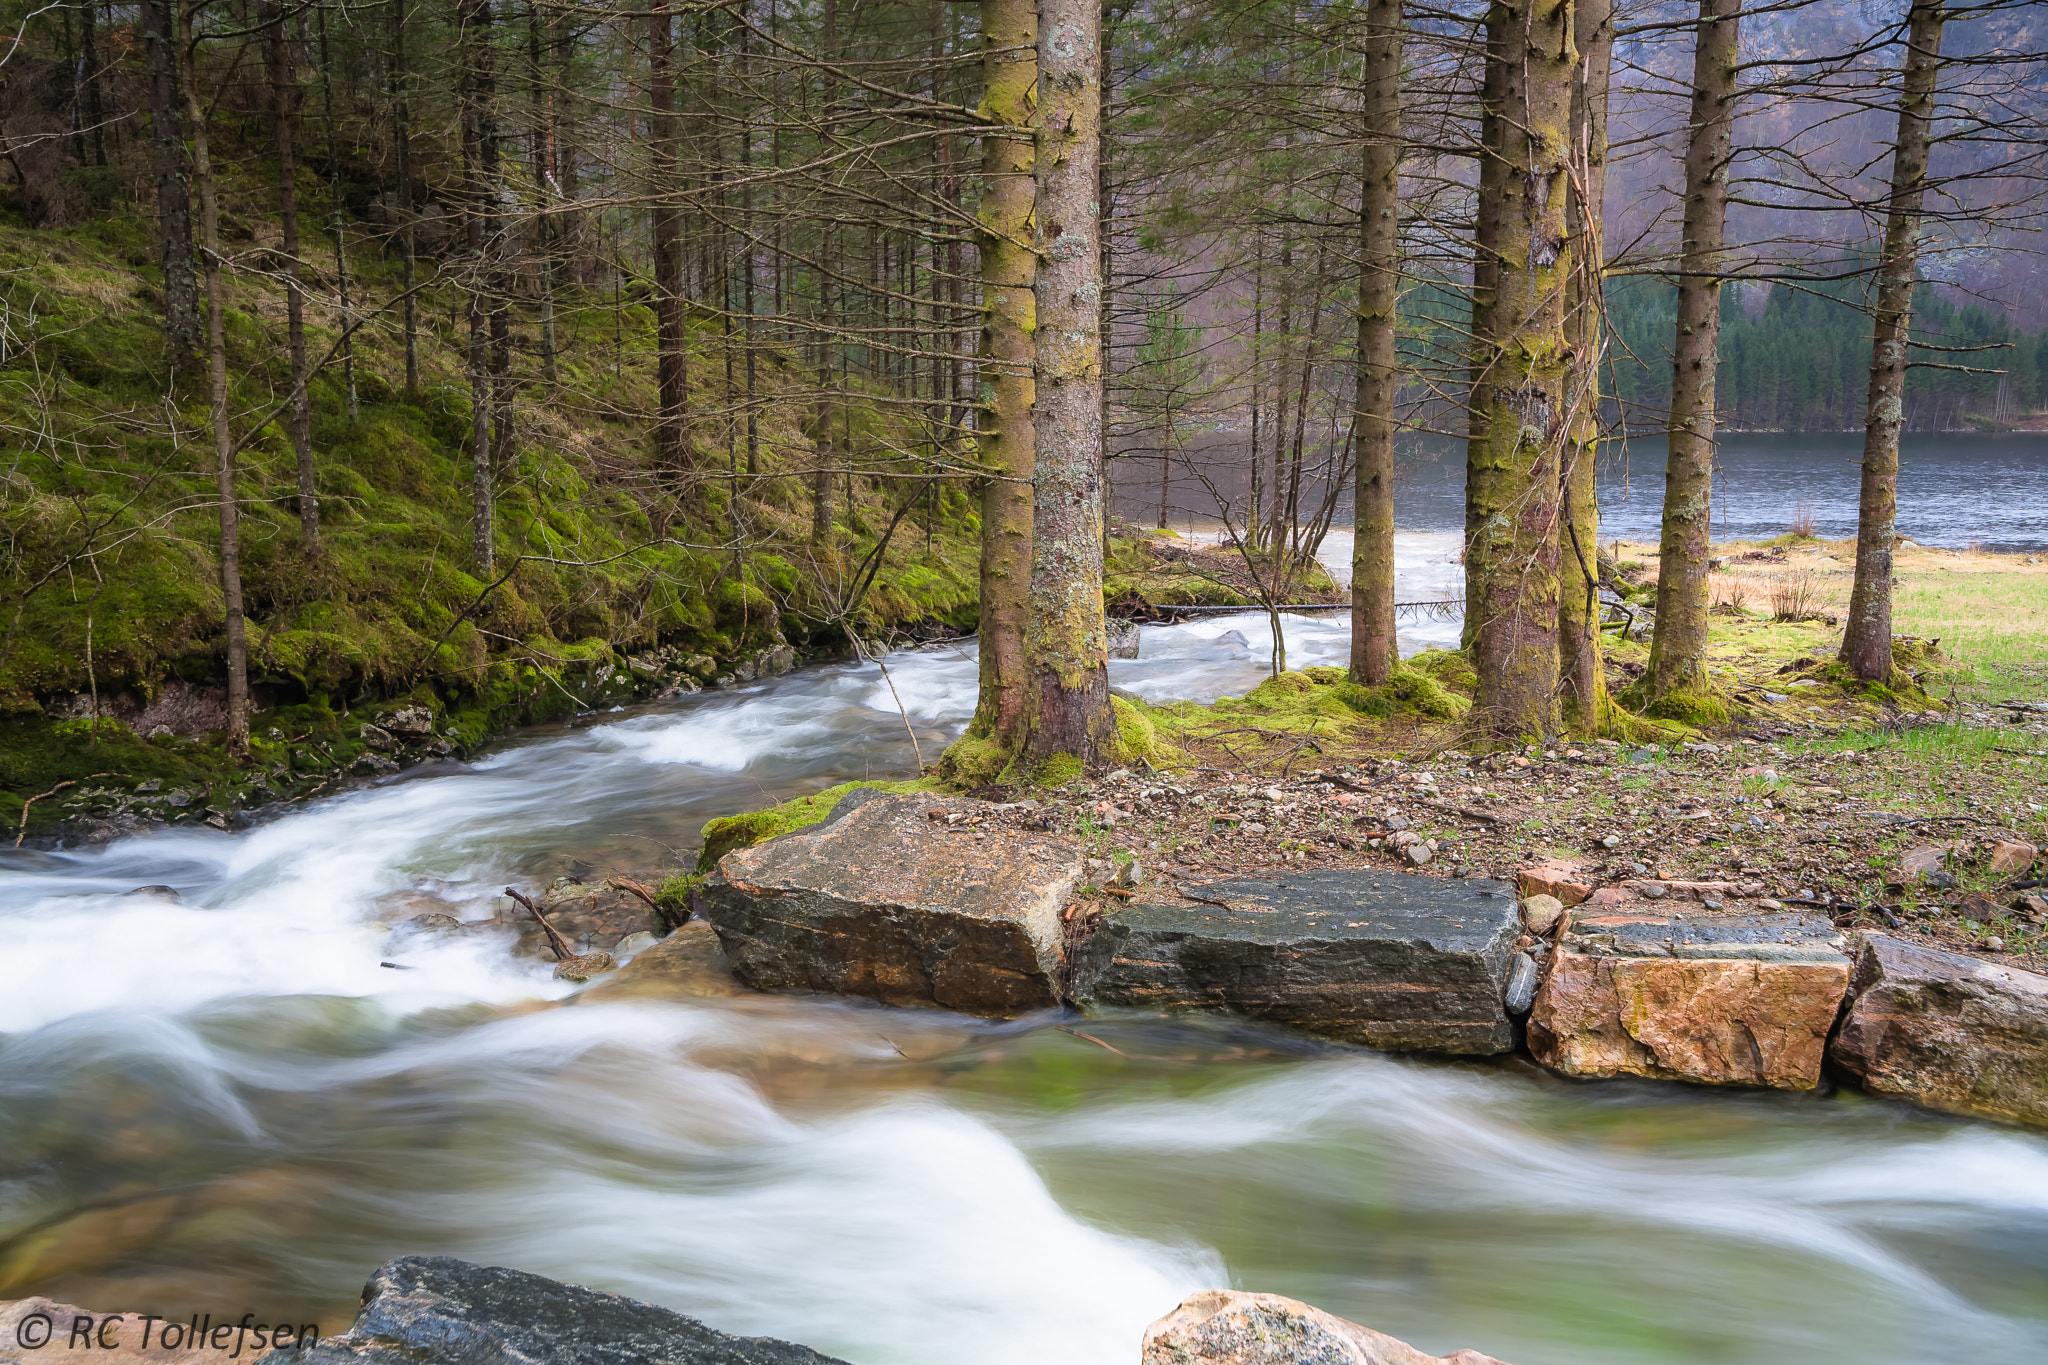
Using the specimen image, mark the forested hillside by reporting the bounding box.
[1606,272,2048,433]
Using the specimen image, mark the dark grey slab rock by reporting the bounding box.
[1830,934,2048,1129]
[700,794,1079,1017]
[1564,906,1848,962]
[263,1256,848,1365]
[1070,871,1520,1053]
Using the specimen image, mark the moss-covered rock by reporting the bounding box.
[694,778,937,873]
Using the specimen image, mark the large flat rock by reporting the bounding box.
[1143,1290,1510,1365]
[1070,871,1520,1054]
[261,1257,846,1365]
[1530,907,1852,1089]
[1829,934,2048,1128]
[700,792,1078,1017]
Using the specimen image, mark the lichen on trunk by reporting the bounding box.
[1643,0,1739,721]
[1020,0,1116,772]
[1842,1,1946,684]
[1464,0,1577,744]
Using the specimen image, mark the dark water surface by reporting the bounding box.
[3,621,2046,1364]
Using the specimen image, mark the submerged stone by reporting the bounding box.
[1142,1290,1511,1365]
[1069,871,1520,1054]
[266,1256,848,1365]
[700,792,1079,1017]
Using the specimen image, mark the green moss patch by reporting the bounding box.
[695,777,940,873]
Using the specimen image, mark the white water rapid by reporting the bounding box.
[3,533,2044,1364]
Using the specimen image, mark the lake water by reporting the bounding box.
[1117,431,2048,552]
[4,613,2046,1365]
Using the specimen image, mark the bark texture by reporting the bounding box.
[1559,0,1612,733]
[1841,2,1945,682]
[1646,0,1739,709]
[265,0,316,544]
[1465,0,1576,742]
[1348,0,1401,688]
[460,0,497,573]
[1461,19,1506,653]
[967,0,1038,752]
[1022,0,1115,769]
[142,0,201,370]
[178,19,249,755]
[649,1,691,471]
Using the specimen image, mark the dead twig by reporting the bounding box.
[505,886,574,961]
[1055,1025,1130,1057]
[606,875,686,929]
[15,780,76,846]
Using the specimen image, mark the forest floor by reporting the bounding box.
[1001,536,2048,971]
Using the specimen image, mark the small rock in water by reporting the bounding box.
[1143,1290,1510,1365]
[552,950,616,982]
[613,931,660,959]
[122,884,181,899]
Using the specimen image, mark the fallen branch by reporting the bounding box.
[1421,797,1507,825]
[15,780,76,846]
[1055,1025,1130,1057]
[505,886,574,961]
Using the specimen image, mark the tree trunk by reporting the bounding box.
[81,0,107,166]
[460,0,495,573]
[1021,0,1115,769]
[528,0,559,388]
[1461,18,1506,653]
[392,0,418,395]
[178,10,249,755]
[1841,1,1945,682]
[316,5,357,422]
[1465,0,1575,743]
[1645,0,1738,715]
[143,0,201,371]
[1558,0,1612,734]
[650,0,690,471]
[1349,0,1401,687]
[962,0,1037,754]
[265,0,315,544]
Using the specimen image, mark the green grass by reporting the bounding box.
[1892,569,2048,703]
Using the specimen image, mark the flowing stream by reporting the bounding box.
[4,534,2045,1365]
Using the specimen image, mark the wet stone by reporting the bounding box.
[266,1256,849,1365]
[1069,871,1521,1054]
[1530,907,1852,1090]
[700,793,1080,1017]
[1830,934,2048,1129]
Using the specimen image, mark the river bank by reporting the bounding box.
[4,538,2047,1365]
